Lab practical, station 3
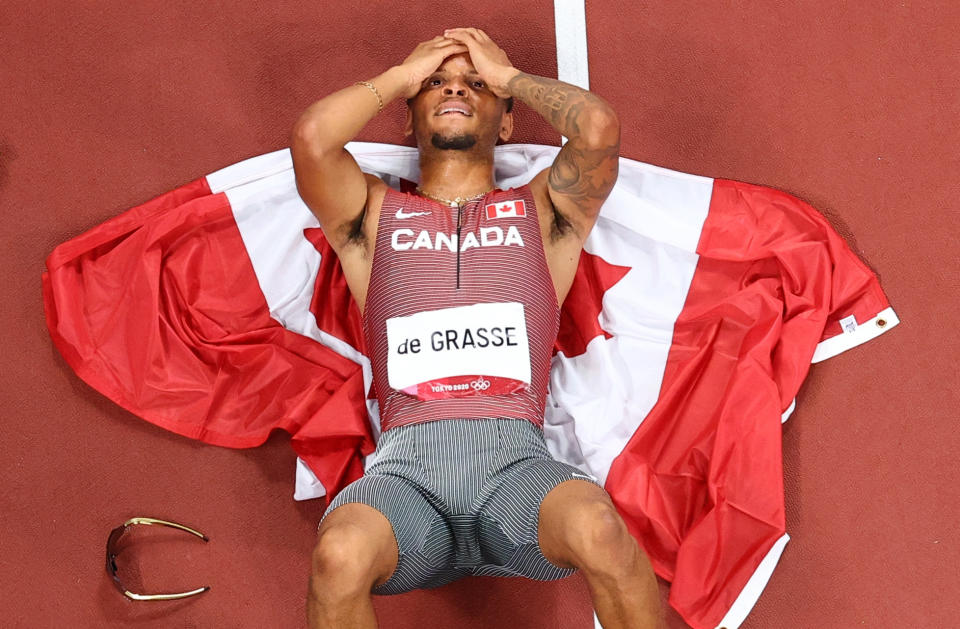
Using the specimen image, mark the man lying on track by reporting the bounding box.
[292,27,662,629]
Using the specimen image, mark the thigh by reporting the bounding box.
[321,474,461,595]
[475,455,604,581]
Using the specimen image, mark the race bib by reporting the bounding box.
[386,302,531,400]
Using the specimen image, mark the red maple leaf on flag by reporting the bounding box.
[304,227,366,353]
[553,249,631,358]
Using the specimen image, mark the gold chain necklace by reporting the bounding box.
[415,185,494,207]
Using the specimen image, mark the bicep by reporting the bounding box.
[546,114,620,239]
[290,130,371,247]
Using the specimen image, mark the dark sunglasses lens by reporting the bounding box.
[105,519,210,600]
[105,526,127,588]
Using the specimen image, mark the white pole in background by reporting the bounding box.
[553,8,606,629]
[553,0,590,146]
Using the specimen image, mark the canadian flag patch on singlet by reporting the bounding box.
[385,302,531,400]
[485,199,526,219]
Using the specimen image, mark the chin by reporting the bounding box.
[429,130,479,151]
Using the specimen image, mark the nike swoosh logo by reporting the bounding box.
[395,207,432,219]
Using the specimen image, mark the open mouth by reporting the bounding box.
[436,102,473,117]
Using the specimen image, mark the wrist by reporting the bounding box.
[367,66,412,104]
[385,64,421,99]
[500,67,523,95]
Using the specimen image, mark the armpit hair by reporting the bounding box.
[550,207,576,242]
[341,206,368,247]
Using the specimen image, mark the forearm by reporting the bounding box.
[292,65,410,155]
[505,70,618,143]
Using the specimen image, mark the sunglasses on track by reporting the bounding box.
[105,517,211,601]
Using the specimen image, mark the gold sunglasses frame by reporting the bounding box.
[105,517,211,601]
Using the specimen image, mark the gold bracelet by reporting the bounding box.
[354,80,383,114]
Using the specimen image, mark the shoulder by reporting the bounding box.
[361,173,391,236]
[336,174,389,255]
[363,173,390,206]
[526,167,553,216]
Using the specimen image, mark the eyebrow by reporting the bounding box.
[429,70,481,78]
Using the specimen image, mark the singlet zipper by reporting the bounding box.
[455,201,463,289]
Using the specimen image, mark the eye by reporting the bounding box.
[429,78,441,86]
[473,80,485,88]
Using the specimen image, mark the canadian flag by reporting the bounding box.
[43,141,898,629]
[485,199,526,219]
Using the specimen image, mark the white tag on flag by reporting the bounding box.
[386,302,531,400]
[840,314,858,334]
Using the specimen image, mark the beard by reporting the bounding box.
[430,130,477,151]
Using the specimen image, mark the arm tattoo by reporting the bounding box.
[548,139,619,204]
[507,72,606,138]
[508,72,620,210]
[506,72,615,145]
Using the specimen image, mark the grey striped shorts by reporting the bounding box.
[319,417,606,595]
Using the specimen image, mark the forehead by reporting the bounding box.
[435,53,478,75]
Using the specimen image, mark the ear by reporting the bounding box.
[498,109,514,143]
[404,107,414,138]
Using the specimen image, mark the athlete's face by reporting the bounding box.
[405,53,513,151]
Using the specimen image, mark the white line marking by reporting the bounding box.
[553,0,590,145]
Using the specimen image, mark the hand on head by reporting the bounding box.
[400,36,468,99]
[442,28,517,98]
[400,29,517,100]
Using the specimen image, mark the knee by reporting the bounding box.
[569,503,638,573]
[311,525,381,594]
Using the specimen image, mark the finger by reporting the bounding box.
[444,28,474,38]
[437,41,470,54]
[438,43,469,54]
[464,27,488,42]
[419,36,443,48]
[434,40,466,51]
[444,32,473,46]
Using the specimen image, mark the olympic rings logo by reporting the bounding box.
[470,377,491,391]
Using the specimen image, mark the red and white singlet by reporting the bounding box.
[363,184,560,434]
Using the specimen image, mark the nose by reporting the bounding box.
[442,76,470,96]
